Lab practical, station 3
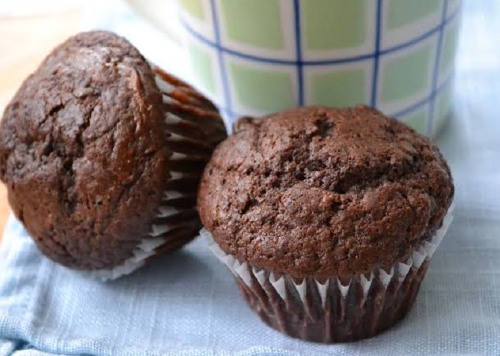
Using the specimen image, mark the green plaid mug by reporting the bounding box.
[127,0,462,136]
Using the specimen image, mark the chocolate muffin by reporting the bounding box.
[0,31,226,280]
[198,106,454,343]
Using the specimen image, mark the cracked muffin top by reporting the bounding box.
[0,31,170,269]
[198,106,454,278]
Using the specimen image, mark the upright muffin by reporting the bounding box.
[0,31,226,280]
[198,106,454,343]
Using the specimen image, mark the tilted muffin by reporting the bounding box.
[198,106,454,343]
[0,31,227,280]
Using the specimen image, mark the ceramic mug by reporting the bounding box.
[126,0,462,136]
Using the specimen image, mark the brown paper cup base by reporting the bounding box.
[144,64,225,263]
[202,206,453,343]
[236,262,429,343]
[148,222,201,259]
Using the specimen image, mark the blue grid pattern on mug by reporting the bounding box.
[178,0,462,136]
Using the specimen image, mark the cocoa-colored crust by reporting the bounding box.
[198,106,454,278]
[0,31,205,270]
[237,262,430,343]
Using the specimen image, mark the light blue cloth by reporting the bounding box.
[1,202,500,356]
[2,0,500,355]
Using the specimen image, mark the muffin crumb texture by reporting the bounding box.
[0,31,169,269]
[198,106,454,278]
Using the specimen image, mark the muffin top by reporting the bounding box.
[198,106,454,278]
[0,31,170,269]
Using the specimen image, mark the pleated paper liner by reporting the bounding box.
[90,66,226,281]
[202,207,454,343]
[90,183,201,281]
[152,66,227,147]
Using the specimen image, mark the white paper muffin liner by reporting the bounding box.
[89,66,223,281]
[202,206,454,342]
[90,189,194,281]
